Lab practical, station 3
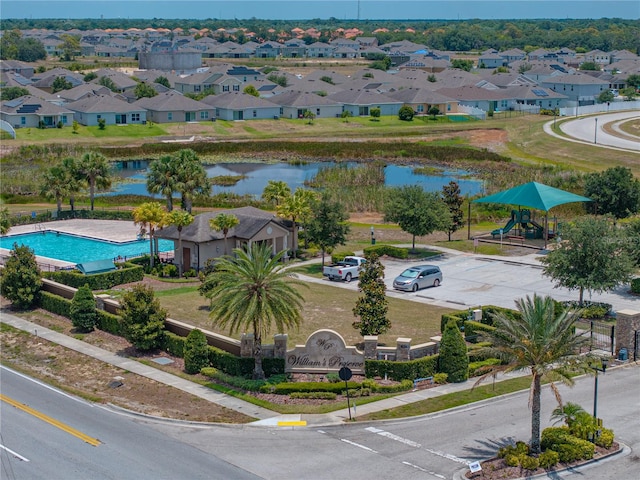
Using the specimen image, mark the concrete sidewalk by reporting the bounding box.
[1,312,530,428]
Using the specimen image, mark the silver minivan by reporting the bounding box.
[393,265,442,292]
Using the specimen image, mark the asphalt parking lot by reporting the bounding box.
[317,249,640,313]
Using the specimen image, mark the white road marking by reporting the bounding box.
[402,461,446,478]
[422,447,470,465]
[1,365,92,406]
[341,438,377,453]
[0,444,30,462]
[365,426,421,447]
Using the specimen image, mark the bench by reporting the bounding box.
[413,377,433,390]
[507,235,524,245]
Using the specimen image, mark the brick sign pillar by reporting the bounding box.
[274,334,288,359]
[615,309,640,358]
[240,333,254,358]
[396,337,412,361]
[364,335,378,359]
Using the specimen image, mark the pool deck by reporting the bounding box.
[1,219,171,270]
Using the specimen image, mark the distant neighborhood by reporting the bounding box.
[1,25,639,131]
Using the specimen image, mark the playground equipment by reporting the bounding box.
[492,209,544,239]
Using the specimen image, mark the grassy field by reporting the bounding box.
[154,280,454,347]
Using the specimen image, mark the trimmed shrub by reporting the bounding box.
[464,320,496,342]
[70,284,97,332]
[541,427,595,463]
[119,284,166,351]
[331,251,356,263]
[504,454,520,467]
[433,373,448,384]
[261,381,360,395]
[437,319,468,383]
[631,277,640,294]
[164,331,186,357]
[290,392,337,400]
[184,329,210,374]
[468,358,501,377]
[96,310,121,335]
[44,262,144,289]
[365,354,438,381]
[520,455,540,471]
[596,428,615,449]
[538,450,560,469]
[363,244,409,259]
[440,312,468,332]
[39,291,72,317]
[0,244,42,309]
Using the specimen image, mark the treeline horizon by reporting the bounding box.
[2,18,638,53]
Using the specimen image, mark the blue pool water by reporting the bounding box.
[0,231,174,264]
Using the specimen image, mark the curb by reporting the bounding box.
[452,442,630,480]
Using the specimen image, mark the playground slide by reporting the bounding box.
[492,218,516,237]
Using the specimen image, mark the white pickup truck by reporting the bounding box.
[322,256,366,282]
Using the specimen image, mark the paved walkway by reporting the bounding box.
[1,311,531,428]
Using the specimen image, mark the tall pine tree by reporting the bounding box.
[352,252,390,336]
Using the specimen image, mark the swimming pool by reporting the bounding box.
[0,231,174,265]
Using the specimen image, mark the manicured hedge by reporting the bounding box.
[440,305,520,332]
[260,381,361,394]
[331,251,356,263]
[40,291,122,335]
[96,310,122,335]
[44,263,144,290]
[468,358,501,377]
[363,244,409,259]
[164,331,186,358]
[631,278,640,294]
[541,427,595,463]
[365,354,438,381]
[464,320,496,342]
[440,312,468,332]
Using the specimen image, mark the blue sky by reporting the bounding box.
[2,1,639,20]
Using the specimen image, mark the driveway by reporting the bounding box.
[314,247,640,313]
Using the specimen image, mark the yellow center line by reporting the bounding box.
[0,394,101,447]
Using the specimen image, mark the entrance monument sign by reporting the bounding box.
[285,330,365,374]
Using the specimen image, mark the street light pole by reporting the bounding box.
[590,358,608,420]
[594,117,598,144]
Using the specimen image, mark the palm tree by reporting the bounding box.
[163,209,194,277]
[475,294,588,453]
[277,188,314,259]
[204,243,305,379]
[551,402,587,427]
[132,202,166,268]
[147,155,178,211]
[61,157,82,211]
[174,149,209,213]
[261,180,291,207]
[40,165,70,213]
[77,151,112,210]
[209,213,239,255]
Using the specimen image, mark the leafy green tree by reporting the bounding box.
[624,219,640,266]
[267,73,288,87]
[438,318,468,383]
[0,244,41,310]
[442,181,465,241]
[184,329,209,374]
[52,76,73,93]
[303,110,316,124]
[83,72,97,82]
[174,149,209,213]
[341,110,353,122]
[370,107,381,121]
[451,59,474,71]
[585,166,640,219]
[98,76,118,92]
[0,30,21,59]
[147,155,178,211]
[134,82,158,99]
[427,74,437,82]
[1,87,29,101]
[428,106,440,119]
[59,34,80,61]
[305,193,350,266]
[163,209,194,277]
[384,185,451,250]
[132,201,166,268]
[154,76,171,88]
[97,118,106,130]
[262,180,291,207]
[621,87,637,100]
[0,207,11,235]
[398,105,414,121]
[204,243,305,379]
[626,74,640,90]
[352,252,390,336]
[277,188,314,258]
[77,151,111,210]
[70,284,97,332]
[475,295,588,453]
[209,213,239,255]
[579,61,600,71]
[119,284,166,351]
[597,90,615,103]
[243,85,260,97]
[40,165,70,213]
[72,120,80,134]
[0,30,46,62]
[542,217,634,305]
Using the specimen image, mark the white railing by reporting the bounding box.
[560,100,640,117]
[0,119,16,139]
[457,105,486,120]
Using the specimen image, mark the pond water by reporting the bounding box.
[107,160,483,198]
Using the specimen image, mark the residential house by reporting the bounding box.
[500,48,526,64]
[478,52,507,69]
[356,37,379,48]
[65,94,147,126]
[174,71,240,95]
[609,50,639,64]
[0,60,35,79]
[540,73,610,105]
[306,42,335,58]
[584,50,610,65]
[200,91,280,121]
[328,88,403,116]
[91,69,138,93]
[156,206,291,271]
[55,84,113,103]
[30,68,85,93]
[0,95,74,128]
[268,90,343,119]
[434,85,516,112]
[280,39,306,58]
[134,90,213,122]
[386,87,459,115]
